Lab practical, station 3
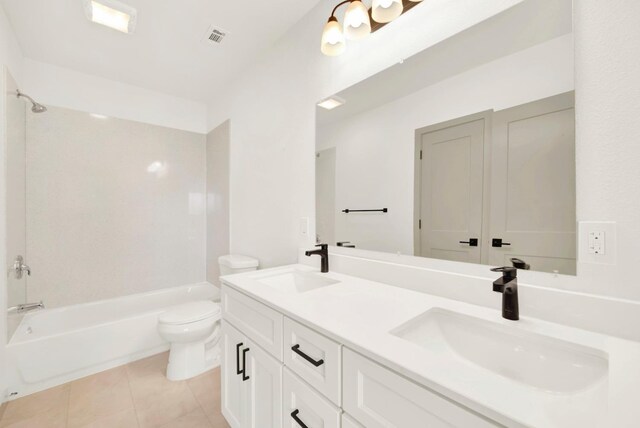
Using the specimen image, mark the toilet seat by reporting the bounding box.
[159,301,220,325]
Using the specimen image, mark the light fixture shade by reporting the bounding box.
[372,0,403,23]
[344,1,371,40]
[321,17,346,56]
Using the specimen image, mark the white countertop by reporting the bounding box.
[221,264,640,428]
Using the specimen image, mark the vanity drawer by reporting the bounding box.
[221,285,283,360]
[283,317,341,405]
[283,368,340,428]
[343,349,500,428]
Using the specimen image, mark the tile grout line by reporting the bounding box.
[185,379,214,427]
[65,383,71,428]
[124,365,142,428]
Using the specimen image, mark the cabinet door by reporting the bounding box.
[221,321,249,428]
[245,338,283,428]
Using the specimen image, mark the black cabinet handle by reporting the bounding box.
[459,238,478,247]
[291,344,324,367]
[241,348,250,381]
[235,343,243,375]
[492,238,511,248]
[291,410,309,428]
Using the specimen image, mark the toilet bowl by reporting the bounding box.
[158,300,221,381]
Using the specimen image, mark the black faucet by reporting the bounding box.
[305,244,329,273]
[491,266,519,320]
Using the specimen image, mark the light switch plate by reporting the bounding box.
[579,221,616,265]
[299,217,309,236]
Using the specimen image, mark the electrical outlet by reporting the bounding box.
[579,221,616,265]
[588,231,605,255]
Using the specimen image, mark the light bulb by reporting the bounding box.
[321,17,346,56]
[372,0,403,23]
[344,0,371,40]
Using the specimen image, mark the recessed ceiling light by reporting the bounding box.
[83,0,137,34]
[317,96,346,110]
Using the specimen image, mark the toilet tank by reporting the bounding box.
[218,254,259,276]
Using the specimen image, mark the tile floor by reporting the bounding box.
[0,352,230,428]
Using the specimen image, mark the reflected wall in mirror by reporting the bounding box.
[315,0,576,275]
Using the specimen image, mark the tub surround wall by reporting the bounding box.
[206,121,231,285]
[26,106,207,308]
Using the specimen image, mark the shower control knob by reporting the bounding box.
[12,255,31,279]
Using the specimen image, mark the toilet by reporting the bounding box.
[157,254,259,381]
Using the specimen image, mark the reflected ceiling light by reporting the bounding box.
[344,1,371,40]
[317,96,346,110]
[372,0,403,24]
[321,0,423,56]
[89,113,109,119]
[83,0,137,34]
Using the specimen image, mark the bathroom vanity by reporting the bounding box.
[220,265,640,428]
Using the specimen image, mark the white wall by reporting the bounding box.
[23,59,208,134]
[219,0,525,268]
[0,4,23,400]
[221,0,640,303]
[206,121,230,285]
[573,0,640,300]
[26,106,206,308]
[317,35,574,255]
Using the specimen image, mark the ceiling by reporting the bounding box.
[317,0,573,126]
[1,0,319,103]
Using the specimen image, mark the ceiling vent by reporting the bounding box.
[203,25,229,45]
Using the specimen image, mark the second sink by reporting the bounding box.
[391,308,608,394]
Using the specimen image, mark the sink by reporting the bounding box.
[391,308,608,394]
[255,270,339,293]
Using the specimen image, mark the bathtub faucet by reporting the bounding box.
[8,301,45,314]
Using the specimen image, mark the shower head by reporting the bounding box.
[16,90,47,113]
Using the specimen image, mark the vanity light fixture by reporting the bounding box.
[317,96,346,110]
[321,0,423,56]
[83,0,137,34]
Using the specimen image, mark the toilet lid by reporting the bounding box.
[158,301,220,325]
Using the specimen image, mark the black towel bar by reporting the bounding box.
[342,208,388,213]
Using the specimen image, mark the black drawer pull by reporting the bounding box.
[292,344,324,367]
[291,410,309,428]
[235,343,243,375]
[241,347,250,381]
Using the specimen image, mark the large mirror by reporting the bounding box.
[315,0,576,275]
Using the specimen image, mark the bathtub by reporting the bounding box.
[6,282,218,400]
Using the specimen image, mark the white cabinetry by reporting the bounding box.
[221,320,282,428]
[284,317,342,405]
[283,368,341,428]
[343,348,500,428]
[221,284,500,428]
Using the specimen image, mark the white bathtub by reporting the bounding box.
[6,282,218,399]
